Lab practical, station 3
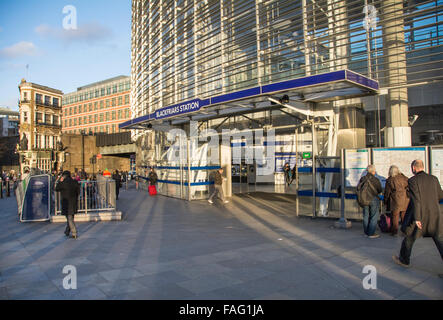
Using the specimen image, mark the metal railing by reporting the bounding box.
[55,177,116,215]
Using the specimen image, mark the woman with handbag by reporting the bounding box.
[384,165,410,236]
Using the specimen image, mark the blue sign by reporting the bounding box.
[154,98,203,120]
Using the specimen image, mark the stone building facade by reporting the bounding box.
[18,79,64,174]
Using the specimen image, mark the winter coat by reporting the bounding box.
[402,171,443,238]
[356,172,382,204]
[148,172,158,185]
[384,173,410,212]
[213,171,223,185]
[55,177,80,215]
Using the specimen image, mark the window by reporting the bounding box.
[84,104,87,113]
[118,96,122,106]
[44,113,50,124]
[35,134,40,149]
[74,106,77,114]
[112,98,116,107]
[94,114,98,123]
[99,114,103,122]
[24,92,28,100]
[53,115,59,125]
[53,98,59,107]
[106,100,110,107]
[107,87,111,95]
[101,88,105,96]
[118,109,122,119]
[100,101,104,109]
[35,93,42,104]
[84,116,87,124]
[112,85,117,93]
[119,83,123,92]
[89,115,92,123]
[125,109,129,118]
[79,117,82,125]
[124,95,129,104]
[112,111,116,120]
[94,102,98,110]
[65,120,68,127]
[74,118,77,126]
[36,112,42,123]
[44,96,51,105]
[69,119,72,126]
[106,112,109,121]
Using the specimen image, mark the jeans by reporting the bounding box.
[209,184,225,202]
[363,197,380,236]
[399,228,443,265]
[65,214,77,237]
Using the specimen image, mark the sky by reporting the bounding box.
[0,0,131,111]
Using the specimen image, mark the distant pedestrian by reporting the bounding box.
[148,168,158,186]
[283,163,291,186]
[393,160,443,268]
[55,170,80,239]
[112,170,122,200]
[208,168,228,204]
[290,164,297,185]
[384,165,410,236]
[356,165,383,238]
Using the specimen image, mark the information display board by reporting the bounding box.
[430,147,443,188]
[344,148,370,187]
[372,147,427,187]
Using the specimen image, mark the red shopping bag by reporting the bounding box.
[148,185,157,196]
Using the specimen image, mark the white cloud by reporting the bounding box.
[35,23,113,46]
[0,42,38,59]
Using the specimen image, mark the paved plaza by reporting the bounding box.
[0,186,442,300]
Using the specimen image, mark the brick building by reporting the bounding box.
[62,76,131,135]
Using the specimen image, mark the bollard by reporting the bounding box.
[6,178,10,197]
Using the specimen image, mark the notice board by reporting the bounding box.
[430,147,443,188]
[372,147,427,187]
[344,148,370,187]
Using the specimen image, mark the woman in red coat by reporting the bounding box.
[384,165,410,236]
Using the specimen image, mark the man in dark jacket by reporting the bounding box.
[393,160,443,267]
[357,165,383,238]
[112,170,122,200]
[55,170,80,239]
[208,168,228,204]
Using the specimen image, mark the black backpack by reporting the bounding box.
[356,177,375,207]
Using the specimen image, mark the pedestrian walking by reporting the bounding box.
[290,164,297,185]
[393,160,443,268]
[148,168,158,186]
[208,168,229,204]
[55,170,80,239]
[148,168,158,196]
[356,165,383,238]
[112,170,122,200]
[384,165,410,236]
[283,163,291,186]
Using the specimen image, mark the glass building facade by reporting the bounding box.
[129,0,443,203]
[131,0,442,137]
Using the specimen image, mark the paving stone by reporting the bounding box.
[1,190,442,300]
[98,268,143,282]
[176,273,243,295]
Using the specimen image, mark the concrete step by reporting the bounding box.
[51,211,122,223]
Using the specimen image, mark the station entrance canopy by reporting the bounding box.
[120,70,378,130]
